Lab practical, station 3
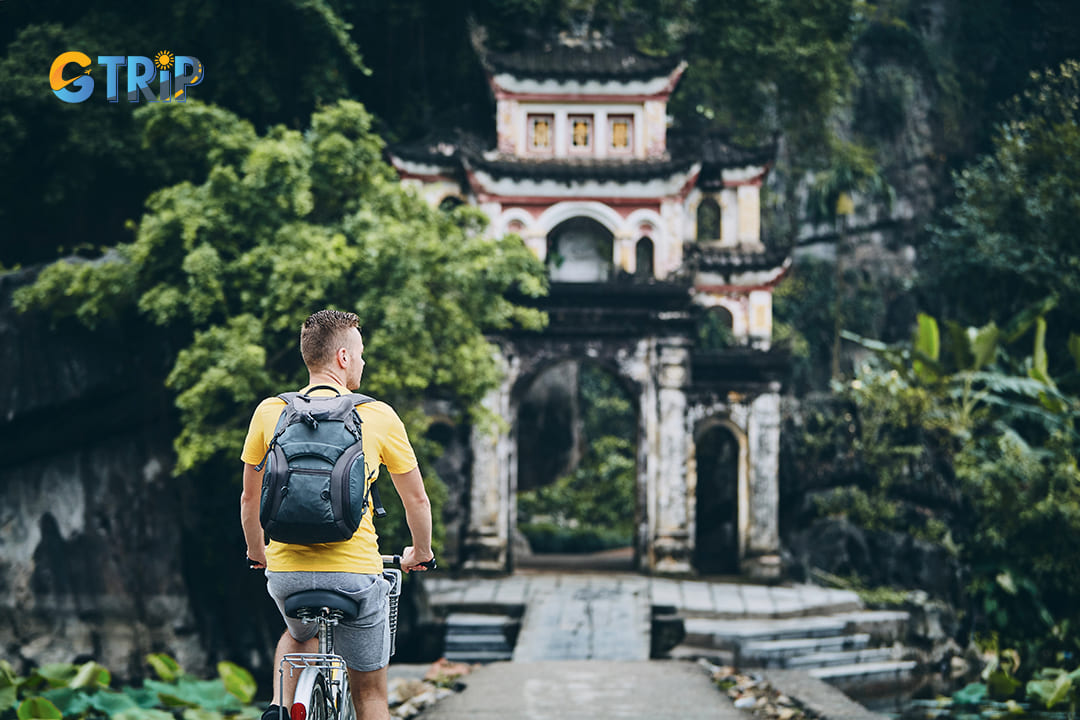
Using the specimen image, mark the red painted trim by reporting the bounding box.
[463,167,487,199]
[676,167,702,201]
[474,193,675,207]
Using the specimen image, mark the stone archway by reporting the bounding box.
[512,359,639,568]
[462,331,696,575]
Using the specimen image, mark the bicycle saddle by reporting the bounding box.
[284,590,361,620]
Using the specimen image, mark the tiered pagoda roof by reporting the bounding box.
[480,44,683,81]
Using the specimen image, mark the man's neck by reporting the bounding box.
[307,370,351,390]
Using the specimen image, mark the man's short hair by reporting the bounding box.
[300,309,360,370]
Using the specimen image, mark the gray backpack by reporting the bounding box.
[256,385,384,545]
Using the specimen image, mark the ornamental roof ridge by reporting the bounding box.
[460,149,698,182]
[684,243,792,272]
[387,129,778,181]
[476,38,682,82]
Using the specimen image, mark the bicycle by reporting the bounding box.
[276,554,435,720]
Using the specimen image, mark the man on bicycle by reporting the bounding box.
[239,309,435,720]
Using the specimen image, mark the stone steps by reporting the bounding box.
[673,605,918,694]
[684,610,908,649]
[785,647,900,669]
[809,660,919,683]
[442,613,515,663]
[739,633,872,667]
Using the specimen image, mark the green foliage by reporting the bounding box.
[17,697,61,720]
[772,256,904,391]
[15,99,547,488]
[0,0,373,267]
[924,61,1080,373]
[518,364,636,552]
[841,309,1080,665]
[0,655,257,720]
[145,654,182,683]
[806,138,894,224]
[216,663,255,705]
[696,310,737,350]
[946,653,1080,713]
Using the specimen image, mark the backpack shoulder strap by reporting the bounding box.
[254,396,294,472]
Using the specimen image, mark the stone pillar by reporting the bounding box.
[463,351,517,573]
[651,343,693,574]
[742,389,782,579]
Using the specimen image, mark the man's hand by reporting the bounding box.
[400,546,435,573]
[247,546,267,569]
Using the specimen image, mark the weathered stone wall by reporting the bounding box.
[0,267,209,677]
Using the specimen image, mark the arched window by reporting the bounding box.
[635,237,654,281]
[698,306,736,349]
[546,217,615,282]
[696,197,721,242]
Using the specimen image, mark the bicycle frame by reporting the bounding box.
[277,561,403,720]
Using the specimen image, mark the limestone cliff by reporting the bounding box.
[0,268,207,678]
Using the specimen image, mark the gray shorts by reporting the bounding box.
[265,571,391,672]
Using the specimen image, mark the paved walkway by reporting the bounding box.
[511,575,651,661]
[426,571,862,620]
[420,660,741,720]
[419,572,884,720]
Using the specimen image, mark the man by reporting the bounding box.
[240,309,434,720]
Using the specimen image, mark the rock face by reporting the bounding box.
[0,267,205,678]
[786,518,964,604]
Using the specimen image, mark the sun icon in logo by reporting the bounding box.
[154,50,174,71]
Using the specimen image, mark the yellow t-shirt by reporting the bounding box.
[240,383,417,574]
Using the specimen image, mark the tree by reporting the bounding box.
[923,60,1080,376]
[839,310,1080,667]
[0,1,366,267]
[14,98,548,555]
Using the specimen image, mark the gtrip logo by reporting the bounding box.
[50,51,203,103]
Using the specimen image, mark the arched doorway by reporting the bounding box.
[546,217,615,282]
[514,360,637,570]
[693,423,740,575]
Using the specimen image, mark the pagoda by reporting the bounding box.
[389,35,790,578]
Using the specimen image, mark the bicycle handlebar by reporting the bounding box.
[381,554,437,571]
[247,554,435,570]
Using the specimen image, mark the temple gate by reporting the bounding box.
[390,38,788,578]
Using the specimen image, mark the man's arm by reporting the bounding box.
[389,466,434,572]
[241,463,267,568]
